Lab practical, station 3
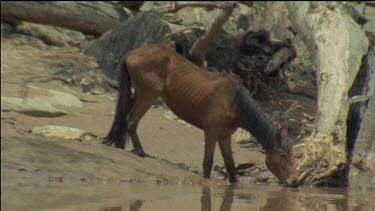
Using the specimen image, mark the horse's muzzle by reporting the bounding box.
[284,177,299,188]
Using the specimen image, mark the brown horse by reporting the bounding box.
[103,44,299,187]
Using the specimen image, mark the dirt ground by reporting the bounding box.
[1,33,321,210]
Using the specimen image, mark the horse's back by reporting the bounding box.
[126,45,239,131]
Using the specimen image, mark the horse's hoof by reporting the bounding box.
[131,149,147,158]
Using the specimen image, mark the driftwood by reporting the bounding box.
[188,2,237,67]
[1,1,129,36]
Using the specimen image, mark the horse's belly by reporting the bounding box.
[162,94,206,129]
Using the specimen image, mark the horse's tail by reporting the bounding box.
[102,58,133,149]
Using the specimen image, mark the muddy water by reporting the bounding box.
[2,182,375,211]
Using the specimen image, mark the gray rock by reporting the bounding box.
[1,85,82,117]
[232,129,252,143]
[1,96,68,117]
[31,125,85,140]
[84,10,171,80]
[1,21,16,37]
[54,63,113,95]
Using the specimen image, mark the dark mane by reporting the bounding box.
[233,84,276,150]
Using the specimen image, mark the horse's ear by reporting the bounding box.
[278,127,294,151]
[278,127,288,138]
[280,136,293,151]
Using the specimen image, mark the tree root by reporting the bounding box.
[294,133,346,186]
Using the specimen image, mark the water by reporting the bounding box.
[2,182,375,211]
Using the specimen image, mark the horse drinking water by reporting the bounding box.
[103,45,299,187]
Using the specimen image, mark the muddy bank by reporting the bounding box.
[1,136,200,187]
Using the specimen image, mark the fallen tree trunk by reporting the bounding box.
[1,1,129,36]
[287,2,369,186]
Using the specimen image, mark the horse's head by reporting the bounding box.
[265,128,299,188]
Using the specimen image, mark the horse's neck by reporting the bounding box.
[234,86,276,150]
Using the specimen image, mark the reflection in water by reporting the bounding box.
[201,185,300,211]
[4,182,374,210]
[261,189,298,211]
[199,185,372,211]
[101,200,144,211]
[129,200,144,211]
[201,185,235,211]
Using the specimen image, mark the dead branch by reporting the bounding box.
[164,26,205,43]
[188,2,237,67]
[264,47,296,75]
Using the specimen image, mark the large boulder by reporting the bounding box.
[84,10,171,80]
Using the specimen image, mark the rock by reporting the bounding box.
[232,128,252,143]
[1,21,16,37]
[54,62,114,95]
[1,96,67,117]
[84,10,171,80]
[17,22,86,46]
[31,125,84,140]
[1,85,82,117]
[79,132,97,142]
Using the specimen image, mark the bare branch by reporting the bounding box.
[264,47,296,75]
[188,2,237,67]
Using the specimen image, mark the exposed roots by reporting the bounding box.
[294,133,346,186]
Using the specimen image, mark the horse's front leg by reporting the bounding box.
[203,132,218,179]
[218,136,237,183]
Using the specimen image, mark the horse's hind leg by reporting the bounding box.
[203,132,218,179]
[218,136,237,183]
[127,91,160,157]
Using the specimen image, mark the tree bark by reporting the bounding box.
[1,1,129,36]
[287,2,369,186]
